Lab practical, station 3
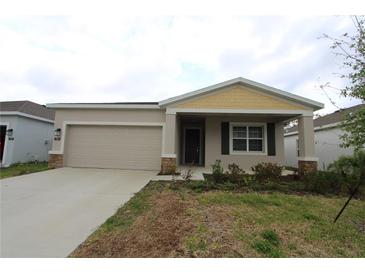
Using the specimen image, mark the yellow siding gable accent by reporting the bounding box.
[174,85,309,110]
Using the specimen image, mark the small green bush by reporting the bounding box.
[304,170,361,197]
[328,150,365,179]
[253,240,273,254]
[253,239,282,257]
[261,230,280,246]
[187,180,216,192]
[225,163,246,185]
[305,171,343,195]
[305,170,341,194]
[304,151,365,198]
[252,162,283,183]
[208,161,248,188]
[211,160,225,183]
[219,181,240,191]
[253,229,283,257]
[328,155,355,177]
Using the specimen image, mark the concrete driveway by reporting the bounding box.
[0,167,155,257]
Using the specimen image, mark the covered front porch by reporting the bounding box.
[160,109,318,175]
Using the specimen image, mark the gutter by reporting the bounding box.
[46,103,161,110]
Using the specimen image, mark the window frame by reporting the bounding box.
[229,122,267,155]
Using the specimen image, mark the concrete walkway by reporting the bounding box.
[0,167,155,257]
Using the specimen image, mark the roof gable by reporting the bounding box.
[159,77,324,110]
[173,84,310,110]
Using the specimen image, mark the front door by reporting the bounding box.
[184,128,201,165]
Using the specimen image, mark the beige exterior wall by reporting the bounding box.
[163,113,176,155]
[51,108,165,152]
[174,84,310,110]
[298,115,316,159]
[204,116,285,170]
[50,100,310,172]
[175,116,180,165]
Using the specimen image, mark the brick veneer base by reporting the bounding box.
[298,160,317,176]
[160,157,176,175]
[48,154,64,169]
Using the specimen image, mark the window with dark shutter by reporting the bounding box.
[231,125,264,153]
[228,123,267,154]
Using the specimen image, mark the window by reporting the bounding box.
[231,123,265,154]
[232,126,247,151]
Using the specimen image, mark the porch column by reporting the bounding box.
[161,112,177,174]
[297,115,318,175]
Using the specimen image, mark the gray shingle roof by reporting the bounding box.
[285,104,365,134]
[0,100,55,120]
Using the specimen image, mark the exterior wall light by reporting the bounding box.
[6,128,13,137]
[54,128,61,140]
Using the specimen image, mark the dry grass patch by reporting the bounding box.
[70,181,365,258]
[70,184,196,258]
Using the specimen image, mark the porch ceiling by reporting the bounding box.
[176,112,299,123]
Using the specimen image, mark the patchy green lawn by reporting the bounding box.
[70,181,365,258]
[0,162,49,179]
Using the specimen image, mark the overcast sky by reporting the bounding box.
[0,16,362,115]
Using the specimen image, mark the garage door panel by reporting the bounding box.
[65,125,162,170]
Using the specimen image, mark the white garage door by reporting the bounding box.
[65,125,162,170]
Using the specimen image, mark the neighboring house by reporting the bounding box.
[47,77,324,175]
[284,104,364,170]
[0,101,55,167]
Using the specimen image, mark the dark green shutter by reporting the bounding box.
[267,123,276,156]
[221,122,229,155]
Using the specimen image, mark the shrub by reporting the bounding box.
[328,150,365,181]
[211,160,225,183]
[252,162,283,183]
[304,171,342,195]
[253,240,273,254]
[304,170,362,196]
[253,229,283,257]
[253,239,282,257]
[261,230,280,246]
[304,150,365,197]
[225,163,246,185]
[186,180,216,192]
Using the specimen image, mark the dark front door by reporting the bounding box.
[184,128,200,165]
[0,125,6,162]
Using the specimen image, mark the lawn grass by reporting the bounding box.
[70,181,365,258]
[0,162,49,179]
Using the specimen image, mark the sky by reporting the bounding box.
[0,15,363,115]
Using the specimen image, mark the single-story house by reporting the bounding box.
[284,103,364,170]
[47,77,324,175]
[0,101,55,167]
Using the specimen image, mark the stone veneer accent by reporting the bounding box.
[48,154,64,169]
[298,160,317,176]
[160,157,176,175]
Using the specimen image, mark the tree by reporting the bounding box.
[323,16,365,151]
[323,17,365,223]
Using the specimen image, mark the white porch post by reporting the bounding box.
[297,115,318,175]
[161,111,177,174]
